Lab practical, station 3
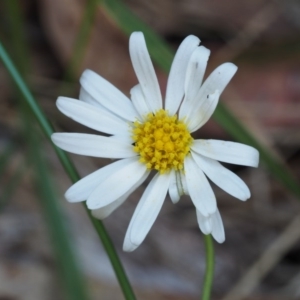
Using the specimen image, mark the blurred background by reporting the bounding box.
[0,0,300,299]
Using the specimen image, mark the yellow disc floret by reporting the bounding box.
[132,109,193,174]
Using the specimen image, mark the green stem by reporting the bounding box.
[85,207,136,298]
[0,39,136,300]
[202,235,215,300]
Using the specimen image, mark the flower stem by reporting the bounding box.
[0,39,136,300]
[202,235,215,300]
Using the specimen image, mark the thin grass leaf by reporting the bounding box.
[0,40,136,300]
[30,129,90,300]
[0,0,29,212]
[4,0,29,73]
[0,38,79,180]
[102,0,300,199]
[213,105,300,198]
[20,96,91,299]
[4,4,91,296]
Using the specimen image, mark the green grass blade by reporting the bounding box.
[102,0,300,198]
[213,105,300,198]
[0,40,136,300]
[30,130,90,300]
[4,3,91,295]
[4,0,29,73]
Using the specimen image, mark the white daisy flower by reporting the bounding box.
[52,32,259,252]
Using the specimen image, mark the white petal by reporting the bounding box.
[168,170,180,204]
[211,209,225,243]
[79,86,120,118]
[87,159,149,209]
[56,97,129,135]
[199,62,238,95]
[185,46,211,100]
[129,172,172,247]
[165,35,200,115]
[130,84,150,120]
[187,90,220,132]
[196,209,212,234]
[181,63,237,130]
[80,69,138,121]
[129,32,162,112]
[192,139,259,167]
[52,133,136,158]
[179,46,210,119]
[191,151,250,201]
[92,171,149,219]
[65,158,137,202]
[80,86,103,107]
[184,156,217,217]
[123,218,139,252]
[92,196,127,220]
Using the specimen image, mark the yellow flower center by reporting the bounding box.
[132,109,193,174]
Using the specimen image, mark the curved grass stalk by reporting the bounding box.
[0,41,136,300]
